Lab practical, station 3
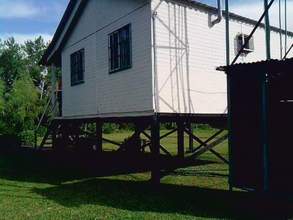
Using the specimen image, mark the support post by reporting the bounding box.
[177,121,185,159]
[134,122,141,152]
[188,122,194,152]
[96,120,103,153]
[52,123,57,149]
[151,115,160,185]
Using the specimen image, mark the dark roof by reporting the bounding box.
[217,58,293,74]
[40,0,293,66]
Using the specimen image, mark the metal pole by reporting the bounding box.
[263,0,271,191]
[279,0,283,58]
[284,43,293,59]
[264,0,271,60]
[225,0,230,66]
[225,0,233,192]
[261,74,270,192]
[285,0,288,52]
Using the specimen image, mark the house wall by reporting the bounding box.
[152,0,293,114]
[61,0,153,118]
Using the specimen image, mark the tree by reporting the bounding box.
[23,37,48,89]
[0,80,5,133]
[0,36,52,144]
[0,38,25,92]
[2,74,40,136]
[0,80,4,112]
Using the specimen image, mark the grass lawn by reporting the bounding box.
[0,129,292,220]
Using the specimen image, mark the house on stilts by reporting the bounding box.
[39,0,293,183]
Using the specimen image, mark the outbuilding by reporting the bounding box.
[219,58,293,193]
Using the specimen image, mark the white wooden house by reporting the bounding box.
[41,0,293,119]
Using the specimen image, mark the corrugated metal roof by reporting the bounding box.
[217,58,293,74]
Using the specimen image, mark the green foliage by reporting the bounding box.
[0,36,50,144]
[195,124,212,130]
[1,74,40,137]
[23,37,48,88]
[0,80,4,112]
[103,123,119,134]
[0,38,25,92]
[19,130,36,146]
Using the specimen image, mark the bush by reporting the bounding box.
[0,74,40,143]
[20,130,35,146]
[194,124,212,130]
[103,123,119,134]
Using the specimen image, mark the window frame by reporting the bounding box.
[108,24,132,74]
[70,48,85,86]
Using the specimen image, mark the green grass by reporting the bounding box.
[0,129,291,220]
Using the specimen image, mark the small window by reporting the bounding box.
[109,24,132,73]
[70,49,85,86]
[237,34,254,54]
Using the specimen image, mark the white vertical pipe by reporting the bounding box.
[152,12,160,113]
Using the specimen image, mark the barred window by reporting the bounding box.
[109,24,132,73]
[71,49,85,86]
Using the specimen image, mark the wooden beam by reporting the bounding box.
[151,115,160,185]
[177,121,185,159]
[188,131,229,160]
[96,120,103,153]
[189,129,225,153]
[188,122,194,152]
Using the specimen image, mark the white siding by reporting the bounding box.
[61,0,293,118]
[152,0,293,114]
[61,0,153,117]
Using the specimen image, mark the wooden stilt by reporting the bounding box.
[52,123,57,149]
[188,122,194,152]
[134,123,141,152]
[96,120,103,153]
[151,115,160,185]
[177,121,185,159]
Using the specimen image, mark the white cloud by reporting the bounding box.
[0,33,52,44]
[230,0,293,31]
[0,0,39,19]
[0,0,66,21]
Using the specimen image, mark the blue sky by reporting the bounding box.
[0,0,292,44]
